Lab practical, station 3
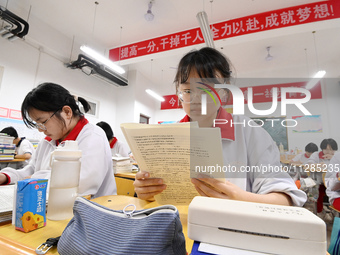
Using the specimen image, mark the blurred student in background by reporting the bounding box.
[290,142,318,165]
[96,121,130,157]
[307,138,338,218]
[0,83,116,198]
[0,126,35,168]
[325,151,340,212]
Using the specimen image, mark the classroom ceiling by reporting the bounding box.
[2,0,340,95]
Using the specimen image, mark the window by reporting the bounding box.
[139,114,149,124]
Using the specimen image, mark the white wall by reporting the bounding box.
[0,37,124,141]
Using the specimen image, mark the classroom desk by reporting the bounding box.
[114,172,136,196]
[0,195,193,254]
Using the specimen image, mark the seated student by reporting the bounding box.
[306,139,338,184]
[306,138,338,217]
[134,47,307,207]
[0,83,116,198]
[0,126,35,168]
[325,152,340,212]
[96,121,130,157]
[290,142,318,165]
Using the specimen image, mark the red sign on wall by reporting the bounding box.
[226,81,322,105]
[109,0,340,62]
[161,95,182,110]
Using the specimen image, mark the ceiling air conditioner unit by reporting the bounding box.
[65,54,128,87]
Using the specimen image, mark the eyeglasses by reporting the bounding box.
[178,87,224,104]
[32,109,60,131]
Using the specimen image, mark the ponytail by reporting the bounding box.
[77,96,91,113]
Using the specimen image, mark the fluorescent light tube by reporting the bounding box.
[305,70,326,89]
[80,45,125,74]
[196,11,215,48]
[314,70,326,78]
[146,89,165,102]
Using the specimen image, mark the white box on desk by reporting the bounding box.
[188,196,326,255]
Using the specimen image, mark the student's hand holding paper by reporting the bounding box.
[134,171,167,201]
[191,177,248,201]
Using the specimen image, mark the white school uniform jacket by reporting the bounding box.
[306,151,331,184]
[110,139,130,157]
[292,153,310,164]
[180,108,307,207]
[325,152,340,204]
[1,120,117,198]
[307,151,331,165]
[7,138,35,169]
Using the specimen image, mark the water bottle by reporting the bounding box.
[47,141,82,220]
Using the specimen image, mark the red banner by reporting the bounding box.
[161,95,182,110]
[109,0,340,62]
[227,81,322,105]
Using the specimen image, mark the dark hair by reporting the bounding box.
[320,138,338,151]
[0,126,18,138]
[305,142,318,153]
[96,121,113,141]
[174,47,232,87]
[21,82,91,128]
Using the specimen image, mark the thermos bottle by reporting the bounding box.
[47,141,82,220]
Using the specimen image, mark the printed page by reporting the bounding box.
[121,123,224,205]
[0,185,15,213]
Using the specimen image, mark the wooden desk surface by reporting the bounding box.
[0,195,192,254]
[114,172,136,179]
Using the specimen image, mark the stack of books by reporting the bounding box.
[112,157,132,173]
[0,134,15,161]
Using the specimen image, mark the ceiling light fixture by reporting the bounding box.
[144,0,154,21]
[196,11,215,48]
[306,31,326,90]
[80,45,125,74]
[146,89,165,102]
[265,46,273,61]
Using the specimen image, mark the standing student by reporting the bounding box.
[0,126,35,168]
[0,83,116,198]
[290,142,318,165]
[306,138,338,216]
[96,121,130,157]
[134,47,307,207]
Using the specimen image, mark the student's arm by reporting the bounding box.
[0,173,8,185]
[191,177,292,205]
[134,171,166,201]
[14,153,32,160]
[15,140,34,160]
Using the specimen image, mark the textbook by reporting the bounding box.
[0,185,15,224]
[120,122,224,205]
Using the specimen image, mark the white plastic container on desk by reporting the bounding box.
[47,141,82,221]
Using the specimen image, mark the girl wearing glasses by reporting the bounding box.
[134,47,306,206]
[0,83,116,198]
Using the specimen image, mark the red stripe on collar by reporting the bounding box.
[45,117,89,145]
[319,151,324,159]
[305,153,310,158]
[179,107,235,141]
[110,137,118,148]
